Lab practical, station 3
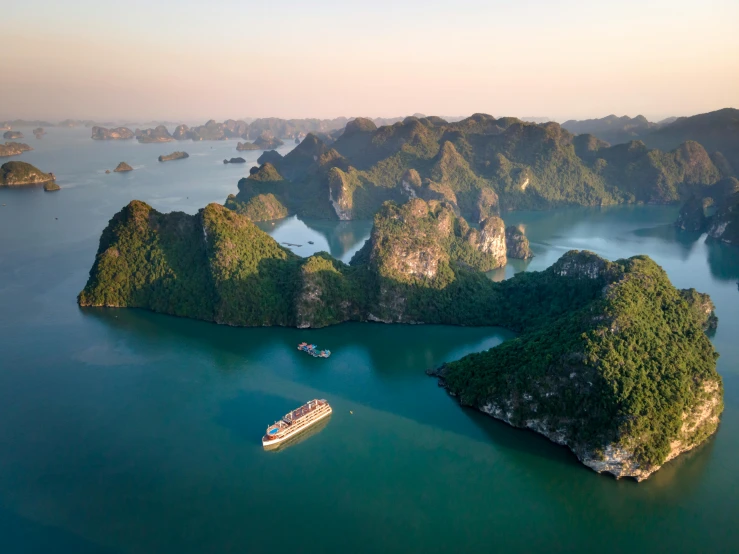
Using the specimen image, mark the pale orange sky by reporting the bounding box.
[1,0,738,122]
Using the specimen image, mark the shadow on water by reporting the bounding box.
[706,240,739,282]
[632,224,703,260]
[298,218,373,260]
[0,507,119,554]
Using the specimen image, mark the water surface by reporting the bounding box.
[1,129,738,553]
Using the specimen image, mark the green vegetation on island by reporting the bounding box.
[226,112,732,222]
[0,161,55,186]
[78,198,722,480]
[3,131,24,140]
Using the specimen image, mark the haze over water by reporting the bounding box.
[0,129,738,552]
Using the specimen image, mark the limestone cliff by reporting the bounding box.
[505,225,533,259]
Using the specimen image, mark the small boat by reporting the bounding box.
[297,342,331,358]
[262,399,332,447]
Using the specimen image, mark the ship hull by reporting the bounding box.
[262,405,333,447]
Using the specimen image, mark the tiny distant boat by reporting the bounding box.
[297,342,331,358]
[262,399,332,447]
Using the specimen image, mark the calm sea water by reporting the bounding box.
[1,128,738,553]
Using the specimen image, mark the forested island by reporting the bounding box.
[224,111,736,222]
[78,198,722,480]
[0,161,56,187]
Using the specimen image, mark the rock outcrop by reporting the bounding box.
[91,126,134,140]
[223,157,246,164]
[0,142,33,157]
[158,151,189,162]
[114,162,134,172]
[43,181,61,192]
[136,125,174,143]
[173,124,191,140]
[505,225,533,258]
[0,161,55,186]
[3,131,23,140]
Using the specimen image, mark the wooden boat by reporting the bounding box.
[297,342,331,358]
[262,399,332,447]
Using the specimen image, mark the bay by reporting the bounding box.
[1,128,738,553]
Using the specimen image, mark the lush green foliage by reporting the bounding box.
[80,200,723,470]
[0,161,53,185]
[441,255,722,468]
[227,114,725,222]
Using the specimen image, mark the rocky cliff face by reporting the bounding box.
[505,225,533,259]
[114,162,133,172]
[328,168,355,220]
[91,126,134,140]
[468,217,507,267]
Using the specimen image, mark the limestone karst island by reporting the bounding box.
[2,0,739,551]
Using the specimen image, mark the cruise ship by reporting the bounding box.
[262,399,332,447]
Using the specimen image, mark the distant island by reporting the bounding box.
[158,151,189,162]
[114,162,134,172]
[223,157,246,164]
[33,127,46,139]
[0,142,33,157]
[78,197,722,481]
[91,126,134,140]
[224,111,735,222]
[0,161,56,187]
[3,131,24,140]
[136,125,174,143]
[236,135,285,151]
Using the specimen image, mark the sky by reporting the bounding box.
[1,0,738,123]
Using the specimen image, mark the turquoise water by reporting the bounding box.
[1,128,739,553]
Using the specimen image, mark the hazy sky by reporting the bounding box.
[2,0,738,122]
